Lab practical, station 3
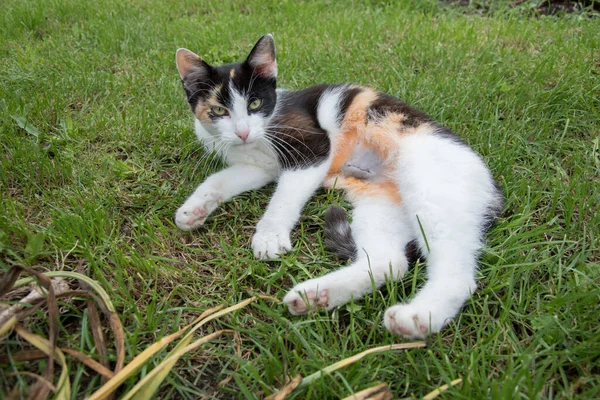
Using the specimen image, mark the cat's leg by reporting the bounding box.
[252,162,330,259]
[383,238,479,339]
[175,164,277,230]
[383,134,493,338]
[283,199,411,314]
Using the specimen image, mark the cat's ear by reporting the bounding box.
[176,48,211,80]
[245,34,277,79]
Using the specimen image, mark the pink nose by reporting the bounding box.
[236,130,250,142]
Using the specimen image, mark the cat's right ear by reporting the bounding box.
[176,48,210,80]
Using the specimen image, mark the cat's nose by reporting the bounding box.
[236,130,250,142]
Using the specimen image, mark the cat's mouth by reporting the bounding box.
[233,139,258,147]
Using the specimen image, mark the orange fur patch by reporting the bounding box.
[194,103,211,121]
[332,176,402,203]
[194,86,225,121]
[328,89,378,175]
[326,89,405,204]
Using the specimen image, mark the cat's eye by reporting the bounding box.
[211,106,228,116]
[248,99,262,110]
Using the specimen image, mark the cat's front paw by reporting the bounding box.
[384,304,444,339]
[251,228,292,259]
[283,287,329,315]
[175,192,223,231]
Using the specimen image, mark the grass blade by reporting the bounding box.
[127,296,279,400]
[422,378,462,399]
[0,316,17,341]
[8,371,57,393]
[14,324,71,400]
[13,271,116,313]
[299,342,426,388]
[125,330,233,400]
[265,375,303,400]
[340,382,393,400]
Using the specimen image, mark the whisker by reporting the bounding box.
[259,137,283,167]
[266,137,294,169]
[265,129,319,160]
[266,133,311,168]
[268,123,328,136]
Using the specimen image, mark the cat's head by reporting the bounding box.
[176,34,277,146]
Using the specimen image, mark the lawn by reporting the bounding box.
[1,0,599,398]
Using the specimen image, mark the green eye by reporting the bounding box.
[211,106,228,116]
[248,99,262,110]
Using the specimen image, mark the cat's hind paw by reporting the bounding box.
[283,288,329,315]
[384,304,432,339]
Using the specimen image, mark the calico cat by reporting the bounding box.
[174,34,504,339]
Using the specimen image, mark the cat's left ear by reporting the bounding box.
[245,34,277,79]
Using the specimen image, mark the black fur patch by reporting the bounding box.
[482,179,505,231]
[324,205,357,261]
[337,87,364,125]
[367,93,431,127]
[268,85,334,169]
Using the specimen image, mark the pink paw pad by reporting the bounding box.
[192,208,207,216]
[290,290,329,314]
[412,315,429,334]
[317,290,328,306]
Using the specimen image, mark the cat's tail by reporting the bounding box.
[324,206,358,261]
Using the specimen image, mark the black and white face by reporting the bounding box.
[176,34,278,146]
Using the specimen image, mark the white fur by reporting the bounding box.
[283,104,502,340]
[316,86,345,136]
[252,160,332,258]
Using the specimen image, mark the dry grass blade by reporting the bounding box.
[0,265,24,296]
[10,269,125,378]
[128,296,279,400]
[13,271,116,313]
[340,382,393,400]
[61,348,115,379]
[299,342,426,388]
[18,266,60,400]
[87,304,226,400]
[0,278,70,327]
[0,347,114,379]
[108,311,125,373]
[76,262,110,374]
[85,326,190,400]
[0,315,17,341]
[125,330,233,400]
[0,349,48,364]
[422,378,462,399]
[14,324,71,400]
[8,372,57,393]
[88,296,277,400]
[264,374,303,400]
[87,296,108,367]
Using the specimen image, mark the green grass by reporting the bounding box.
[1,0,599,398]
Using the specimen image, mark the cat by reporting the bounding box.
[174,34,504,339]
